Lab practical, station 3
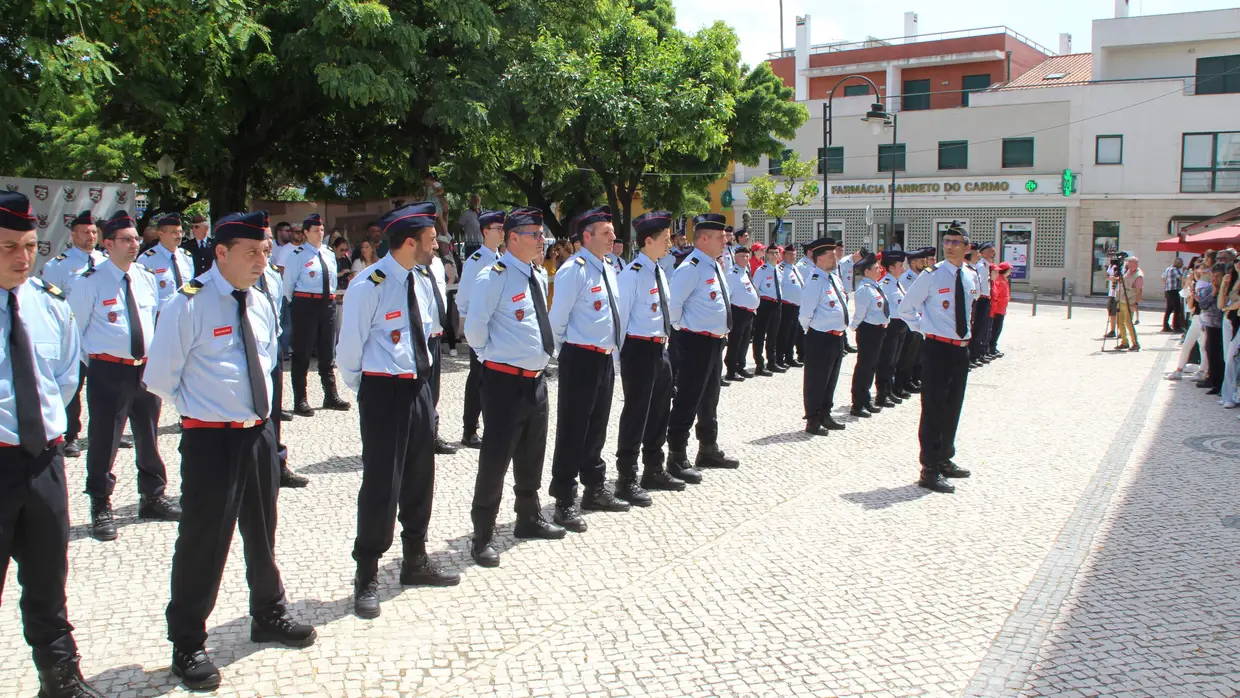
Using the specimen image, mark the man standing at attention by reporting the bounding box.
[455,208,506,449]
[136,212,195,311]
[181,214,214,277]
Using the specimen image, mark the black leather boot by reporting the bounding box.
[471,534,500,568]
[461,431,483,449]
[550,500,587,533]
[666,449,702,484]
[612,478,653,507]
[939,460,972,479]
[918,466,955,494]
[280,467,310,488]
[849,405,870,419]
[321,378,351,411]
[250,608,317,647]
[582,485,631,512]
[641,469,687,491]
[401,551,460,586]
[353,559,381,619]
[695,443,739,469]
[823,414,846,430]
[90,497,117,542]
[37,656,105,698]
[138,494,182,521]
[805,419,828,436]
[171,645,221,690]
[293,395,315,417]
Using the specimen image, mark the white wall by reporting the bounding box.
[1099,39,1240,82]
[1092,8,1240,80]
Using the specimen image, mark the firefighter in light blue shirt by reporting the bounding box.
[798,237,849,436]
[895,246,933,395]
[136,212,195,309]
[280,213,349,416]
[724,246,760,382]
[847,254,889,418]
[776,245,805,367]
[875,250,911,409]
[455,208,505,448]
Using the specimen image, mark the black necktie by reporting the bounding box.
[654,266,672,337]
[829,274,850,325]
[316,249,330,296]
[231,290,269,418]
[407,272,432,376]
[123,272,145,359]
[87,253,95,271]
[600,264,622,347]
[715,262,733,332]
[773,266,783,302]
[8,291,46,456]
[171,249,183,288]
[955,267,969,337]
[879,283,890,319]
[421,267,446,331]
[528,269,555,357]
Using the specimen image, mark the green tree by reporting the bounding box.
[745,153,819,243]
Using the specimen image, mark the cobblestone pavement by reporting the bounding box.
[4,305,1239,697]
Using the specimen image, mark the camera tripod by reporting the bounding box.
[1101,267,1136,352]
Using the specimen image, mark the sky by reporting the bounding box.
[673,0,1240,69]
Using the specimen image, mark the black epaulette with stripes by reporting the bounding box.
[369,269,386,285]
[179,279,204,297]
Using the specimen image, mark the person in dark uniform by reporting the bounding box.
[725,246,759,381]
[666,213,740,476]
[798,237,849,435]
[67,210,181,541]
[895,247,931,395]
[847,253,889,418]
[750,245,784,375]
[455,209,506,449]
[337,202,460,619]
[180,214,214,276]
[279,213,351,415]
[898,224,976,493]
[875,250,910,408]
[147,210,316,690]
[0,192,106,698]
[463,207,566,567]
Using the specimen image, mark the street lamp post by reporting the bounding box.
[823,76,890,243]
[887,112,898,250]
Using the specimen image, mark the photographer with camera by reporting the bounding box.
[1109,254,1143,351]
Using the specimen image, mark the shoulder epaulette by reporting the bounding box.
[689,257,700,266]
[268,263,280,272]
[34,278,66,300]
[469,251,482,261]
[179,279,204,297]
[492,261,507,274]
[81,268,97,278]
[418,266,431,277]
[811,273,820,281]
[143,248,157,256]
[574,257,586,266]
[137,264,154,273]
[54,253,67,261]
[292,248,302,254]
[368,269,386,285]
[630,262,643,271]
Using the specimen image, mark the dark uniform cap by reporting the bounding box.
[734,226,749,237]
[478,209,506,227]
[633,211,672,236]
[804,237,835,254]
[0,191,37,232]
[71,210,95,227]
[303,213,323,229]
[911,246,936,260]
[213,211,268,242]
[191,214,208,225]
[692,213,727,232]
[378,201,437,238]
[252,209,271,229]
[575,206,612,235]
[881,249,906,262]
[568,232,581,244]
[733,245,750,255]
[156,212,182,228]
[854,253,878,273]
[977,242,995,252]
[504,206,543,232]
[102,210,136,237]
[725,225,733,233]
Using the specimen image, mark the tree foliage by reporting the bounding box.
[745,154,819,222]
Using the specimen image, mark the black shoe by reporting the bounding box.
[939,460,971,479]
[550,501,588,532]
[471,537,500,568]
[1195,380,1212,389]
[322,393,351,411]
[138,494,182,521]
[613,478,653,507]
[918,468,955,494]
[294,400,315,417]
[863,402,883,414]
[461,432,483,449]
[400,553,460,586]
[250,609,316,648]
[720,376,732,387]
[278,410,294,422]
[844,344,857,354]
[755,367,774,377]
[434,437,458,455]
[1129,344,1141,352]
[1206,387,1222,395]
[667,450,703,484]
[63,440,81,458]
[519,512,571,538]
[581,485,631,512]
[353,564,381,619]
[280,467,310,488]
[640,469,687,492]
[90,498,117,542]
[849,406,871,419]
[786,358,804,368]
[118,435,133,449]
[740,369,755,378]
[968,360,982,369]
[990,352,1004,359]
[893,389,913,400]
[726,372,745,382]
[906,383,922,394]
[822,415,846,430]
[805,420,829,436]
[695,443,740,469]
[876,394,897,408]
[768,364,787,373]
[171,645,221,691]
[37,656,105,698]
[1161,327,1175,333]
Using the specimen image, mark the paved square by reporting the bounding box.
[4,305,1239,697]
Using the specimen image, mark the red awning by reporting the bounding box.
[1156,224,1240,253]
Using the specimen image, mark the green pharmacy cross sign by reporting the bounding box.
[1025,180,1038,193]
[1060,169,1077,197]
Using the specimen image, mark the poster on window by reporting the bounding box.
[0,177,137,275]
[1000,222,1032,280]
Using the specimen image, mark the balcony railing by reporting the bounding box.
[767,25,1056,61]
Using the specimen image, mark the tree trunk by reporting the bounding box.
[208,159,251,222]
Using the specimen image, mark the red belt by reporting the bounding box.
[626,334,668,345]
[90,353,145,366]
[293,292,325,299]
[430,331,443,339]
[182,418,264,429]
[566,342,612,354]
[363,371,416,379]
[687,330,726,339]
[0,436,64,449]
[781,300,799,306]
[760,296,780,302]
[733,306,756,314]
[821,330,845,336]
[926,334,969,347]
[484,361,542,378]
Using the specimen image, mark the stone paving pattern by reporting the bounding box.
[3,305,1239,697]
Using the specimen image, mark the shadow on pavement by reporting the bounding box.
[298,455,363,475]
[839,484,932,510]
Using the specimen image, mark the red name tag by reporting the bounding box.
[305,261,314,268]
[649,287,659,294]
[590,286,602,293]
[385,310,402,320]
[512,292,526,303]
[938,288,951,294]
[102,298,118,306]
[153,268,168,273]
[706,278,716,285]
[213,326,232,337]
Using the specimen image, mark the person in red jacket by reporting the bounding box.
[988,261,1012,358]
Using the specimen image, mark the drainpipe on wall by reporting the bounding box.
[1005,51,1013,84]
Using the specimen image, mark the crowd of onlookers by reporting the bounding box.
[1164,249,1240,411]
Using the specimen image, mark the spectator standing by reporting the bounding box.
[333,237,353,290]
[988,262,1012,357]
[1170,262,1210,381]
[423,174,449,238]
[350,239,380,276]
[1198,264,1225,394]
[1162,257,1185,332]
[181,215,215,277]
[1113,256,1143,351]
[459,195,483,258]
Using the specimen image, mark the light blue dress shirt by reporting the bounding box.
[145,266,278,422]
[901,268,918,286]
[838,256,856,291]
[850,278,890,329]
[335,254,436,394]
[428,256,446,336]
[780,261,805,306]
[658,252,677,277]
[457,244,499,317]
[608,253,624,274]
[726,264,760,310]
[254,264,284,333]
[464,251,552,372]
[898,260,976,340]
[751,263,782,301]
[67,258,159,362]
[549,250,620,352]
[976,257,992,297]
[271,242,296,273]
[669,248,730,336]
[721,245,735,271]
[799,270,849,333]
[879,271,907,313]
[0,279,80,445]
[136,243,195,309]
[617,252,670,340]
[279,242,337,301]
[40,246,106,298]
[965,263,981,302]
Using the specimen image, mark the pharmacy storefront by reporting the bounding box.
[733,174,1077,289]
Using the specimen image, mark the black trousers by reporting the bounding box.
[549,344,615,501]
[1164,290,1185,332]
[462,348,483,436]
[969,297,993,360]
[795,324,805,361]
[0,444,77,669]
[725,307,755,374]
[851,322,887,407]
[444,292,458,351]
[290,296,335,400]
[667,330,724,450]
[776,302,800,363]
[616,339,673,478]
[65,362,86,441]
[896,330,924,389]
[472,369,547,534]
[1205,325,1225,390]
[166,425,285,647]
[752,299,781,368]
[876,319,909,393]
[354,375,436,562]
[917,339,970,467]
[802,330,844,422]
[269,359,287,466]
[429,336,443,432]
[988,314,1006,354]
[84,360,167,499]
